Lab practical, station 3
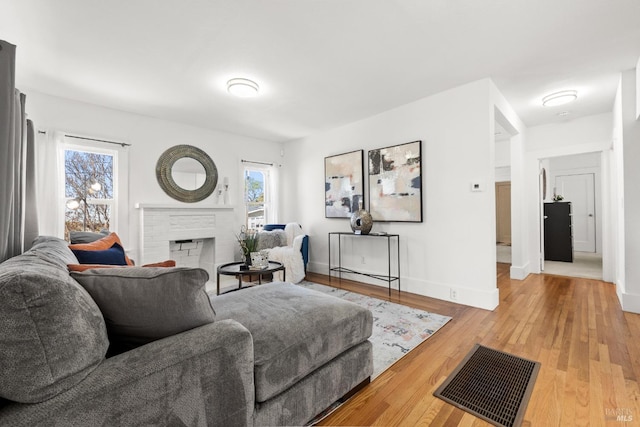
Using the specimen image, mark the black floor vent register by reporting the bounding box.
[433,344,540,427]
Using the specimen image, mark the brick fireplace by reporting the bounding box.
[136,203,236,283]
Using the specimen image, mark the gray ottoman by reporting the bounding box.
[212,282,373,424]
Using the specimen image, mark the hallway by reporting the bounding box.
[496,245,604,280]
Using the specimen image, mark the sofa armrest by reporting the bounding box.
[0,320,255,427]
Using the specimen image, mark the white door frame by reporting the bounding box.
[529,145,610,280]
[539,163,545,271]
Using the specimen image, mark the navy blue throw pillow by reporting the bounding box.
[71,243,128,265]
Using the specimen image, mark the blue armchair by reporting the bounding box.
[262,224,309,271]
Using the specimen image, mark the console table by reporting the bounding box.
[328,232,400,295]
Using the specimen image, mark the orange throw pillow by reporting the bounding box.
[68,232,134,266]
[68,260,176,272]
[142,260,176,268]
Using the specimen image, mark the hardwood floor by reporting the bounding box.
[307,264,640,426]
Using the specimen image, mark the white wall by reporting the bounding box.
[491,86,528,281]
[283,79,502,310]
[524,113,612,275]
[611,76,625,301]
[620,69,640,313]
[636,57,640,121]
[25,90,284,262]
[495,166,511,183]
[527,113,612,152]
[495,140,511,182]
[495,140,511,168]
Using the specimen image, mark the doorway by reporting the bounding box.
[496,181,512,264]
[540,153,603,279]
[494,114,513,265]
[496,182,511,245]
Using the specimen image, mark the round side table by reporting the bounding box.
[216,261,285,295]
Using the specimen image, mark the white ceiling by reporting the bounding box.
[2,0,640,142]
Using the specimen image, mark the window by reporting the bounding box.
[63,144,117,239]
[244,166,270,230]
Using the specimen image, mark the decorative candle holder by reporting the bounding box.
[223,177,229,204]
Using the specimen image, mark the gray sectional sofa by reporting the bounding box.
[0,236,373,426]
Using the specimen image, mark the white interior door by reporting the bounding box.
[555,173,596,252]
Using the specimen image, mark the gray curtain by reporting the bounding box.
[0,40,38,262]
[24,119,39,249]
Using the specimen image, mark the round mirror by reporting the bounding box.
[171,157,206,190]
[156,145,218,203]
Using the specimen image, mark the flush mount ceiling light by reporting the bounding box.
[542,90,577,107]
[227,78,259,97]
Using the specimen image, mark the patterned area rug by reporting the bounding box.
[298,281,452,379]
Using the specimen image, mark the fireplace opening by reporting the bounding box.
[169,238,215,284]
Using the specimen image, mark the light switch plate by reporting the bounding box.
[471,181,484,192]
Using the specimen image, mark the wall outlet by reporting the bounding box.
[450,288,458,300]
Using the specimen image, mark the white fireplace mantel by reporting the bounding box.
[135,203,235,210]
[137,203,237,271]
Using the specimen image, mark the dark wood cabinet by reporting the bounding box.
[544,202,573,262]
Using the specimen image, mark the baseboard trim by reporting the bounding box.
[621,291,640,314]
[402,278,499,311]
[308,262,499,311]
[510,263,530,281]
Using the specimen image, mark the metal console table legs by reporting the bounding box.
[328,232,400,296]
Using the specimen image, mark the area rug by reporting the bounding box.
[433,344,540,427]
[298,281,452,379]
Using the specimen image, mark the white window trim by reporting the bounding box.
[60,136,129,237]
[243,163,278,229]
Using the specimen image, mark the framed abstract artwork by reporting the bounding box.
[325,150,364,218]
[368,140,423,222]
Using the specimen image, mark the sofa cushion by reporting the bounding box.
[212,282,372,402]
[69,230,109,244]
[256,230,287,250]
[71,267,215,353]
[29,235,80,270]
[0,237,109,403]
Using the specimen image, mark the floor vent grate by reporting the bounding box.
[433,344,540,427]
